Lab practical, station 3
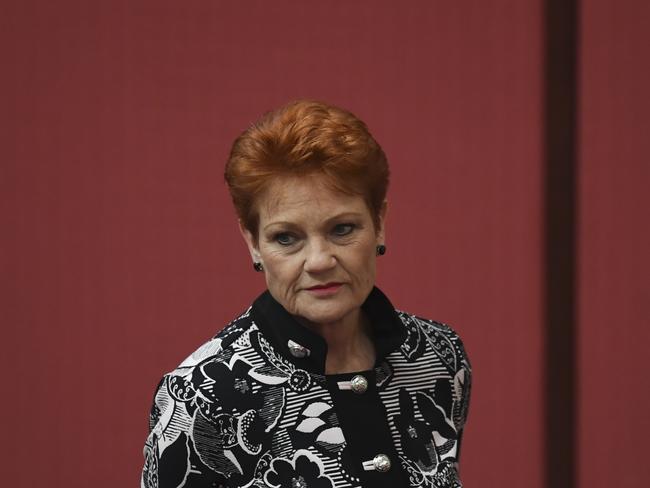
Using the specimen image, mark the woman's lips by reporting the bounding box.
[305,283,342,296]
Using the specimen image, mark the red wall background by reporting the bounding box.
[577,1,650,486]
[1,1,646,487]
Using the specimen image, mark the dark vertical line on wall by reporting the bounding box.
[544,0,578,487]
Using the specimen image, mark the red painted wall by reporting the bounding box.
[2,2,543,486]
[578,1,650,486]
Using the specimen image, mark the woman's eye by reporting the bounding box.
[332,223,355,237]
[274,233,296,246]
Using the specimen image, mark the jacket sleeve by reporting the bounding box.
[141,371,233,488]
[452,333,472,464]
[140,376,194,488]
[142,375,186,488]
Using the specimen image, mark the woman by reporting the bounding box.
[141,100,472,488]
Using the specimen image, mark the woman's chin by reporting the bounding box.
[278,285,368,328]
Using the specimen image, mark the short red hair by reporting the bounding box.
[225,100,389,236]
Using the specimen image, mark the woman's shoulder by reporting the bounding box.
[162,306,256,379]
[394,309,472,371]
[396,309,464,340]
[144,306,259,433]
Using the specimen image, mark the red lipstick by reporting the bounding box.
[305,282,342,296]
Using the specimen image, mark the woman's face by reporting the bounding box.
[240,175,386,327]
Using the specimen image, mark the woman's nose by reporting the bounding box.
[303,239,336,273]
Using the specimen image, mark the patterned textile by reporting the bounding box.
[141,287,472,488]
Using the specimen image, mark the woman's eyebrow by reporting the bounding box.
[262,212,364,232]
[326,212,363,221]
[263,221,298,231]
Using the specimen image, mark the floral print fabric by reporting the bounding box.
[141,292,471,488]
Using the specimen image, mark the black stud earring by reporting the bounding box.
[253,262,264,272]
[376,244,386,256]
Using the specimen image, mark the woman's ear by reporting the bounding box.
[238,220,261,263]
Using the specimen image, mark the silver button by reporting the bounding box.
[373,453,391,472]
[350,375,368,394]
[287,340,310,358]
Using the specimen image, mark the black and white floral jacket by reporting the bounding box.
[141,287,472,488]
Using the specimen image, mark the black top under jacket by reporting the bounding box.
[141,287,472,488]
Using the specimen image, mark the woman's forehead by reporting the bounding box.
[257,176,368,224]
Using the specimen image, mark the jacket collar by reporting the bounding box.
[250,286,406,375]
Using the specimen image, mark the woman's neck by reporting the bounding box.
[299,309,376,374]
